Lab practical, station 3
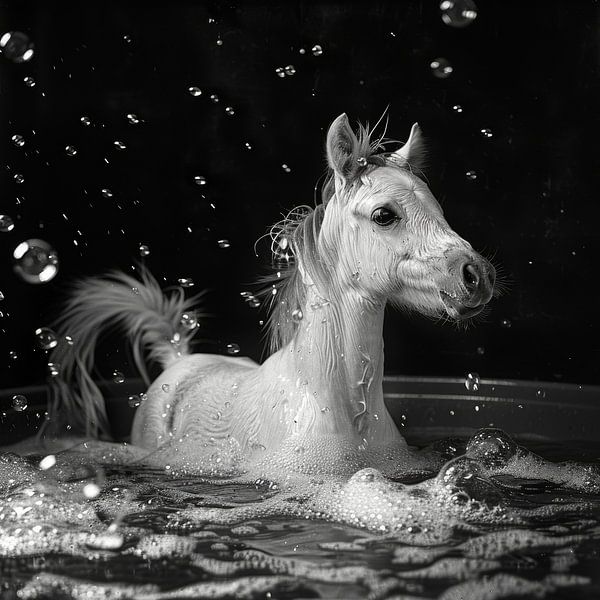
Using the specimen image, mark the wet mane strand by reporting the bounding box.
[258,118,404,355]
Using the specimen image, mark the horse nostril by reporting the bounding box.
[462,263,480,291]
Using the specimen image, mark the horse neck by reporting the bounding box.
[276,282,400,444]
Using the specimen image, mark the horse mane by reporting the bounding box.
[257,116,401,355]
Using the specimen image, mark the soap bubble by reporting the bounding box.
[180,311,198,330]
[39,455,56,470]
[23,76,35,87]
[430,57,453,79]
[177,277,194,288]
[139,244,150,257]
[83,482,101,498]
[0,215,15,232]
[13,239,59,284]
[226,343,240,355]
[466,427,518,468]
[35,327,58,350]
[225,106,235,116]
[464,372,480,392]
[112,371,125,384]
[311,44,323,56]
[11,134,25,147]
[465,170,477,180]
[65,145,77,156]
[217,239,230,248]
[284,65,296,76]
[480,128,493,138]
[194,175,207,186]
[291,308,303,323]
[11,394,28,412]
[0,31,34,63]
[188,86,202,97]
[440,0,478,28]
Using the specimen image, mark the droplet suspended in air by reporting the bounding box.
[47,362,60,377]
[194,175,207,186]
[311,44,323,56]
[80,116,92,126]
[13,239,59,284]
[188,86,202,97]
[11,134,25,147]
[113,140,126,150]
[217,239,230,249]
[128,395,141,408]
[23,76,35,87]
[225,106,235,116]
[440,0,478,28]
[452,104,463,113]
[500,318,512,328]
[126,113,140,125]
[112,370,125,384]
[101,188,113,198]
[65,145,77,156]
[226,343,240,355]
[430,57,453,79]
[284,65,296,76]
[0,215,15,232]
[480,128,493,138]
[178,277,194,288]
[35,327,58,350]
[464,372,480,392]
[465,170,477,180]
[139,244,150,257]
[0,31,34,63]
[275,67,286,78]
[536,388,546,399]
[180,311,198,330]
[13,173,24,184]
[12,394,28,412]
[210,94,219,103]
[281,164,291,173]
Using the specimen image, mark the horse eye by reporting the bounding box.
[371,207,399,227]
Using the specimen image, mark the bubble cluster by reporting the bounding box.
[0,31,34,62]
[13,239,59,284]
[466,428,519,468]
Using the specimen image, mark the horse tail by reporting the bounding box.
[43,266,203,440]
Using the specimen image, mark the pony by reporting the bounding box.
[46,113,496,475]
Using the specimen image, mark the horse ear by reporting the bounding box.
[391,123,426,171]
[326,113,360,182]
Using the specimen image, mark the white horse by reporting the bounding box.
[47,113,496,475]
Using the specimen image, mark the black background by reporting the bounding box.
[1,0,599,389]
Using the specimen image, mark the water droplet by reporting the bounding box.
[13,173,24,184]
[217,239,230,249]
[476,346,485,355]
[244,142,252,150]
[0,31,34,63]
[47,362,60,377]
[128,395,141,408]
[210,94,219,103]
[464,372,480,392]
[188,86,202,97]
[13,239,59,284]
[226,343,240,355]
[500,318,512,328]
[112,370,125,384]
[83,483,101,498]
[536,388,546,399]
[440,0,478,28]
[11,134,25,147]
[281,164,291,173]
[35,327,58,350]
[126,113,140,125]
[180,311,198,330]
[64,335,74,345]
[123,34,132,43]
[162,383,170,393]
[311,44,323,56]
[357,157,367,167]
[480,128,493,138]
[12,394,27,412]
[177,277,194,288]
[0,215,15,232]
[299,48,306,55]
[465,170,477,180]
[284,65,296,76]
[23,76,35,87]
[430,57,453,79]
[452,104,463,113]
[225,106,235,116]
[39,455,56,470]
[466,428,518,468]
[65,145,77,156]
[80,116,92,126]
[291,308,303,323]
[8,350,18,360]
[320,406,330,413]
[113,140,126,150]
[138,244,150,257]
[275,67,286,78]
[194,175,207,186]
[101,188,113,198]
